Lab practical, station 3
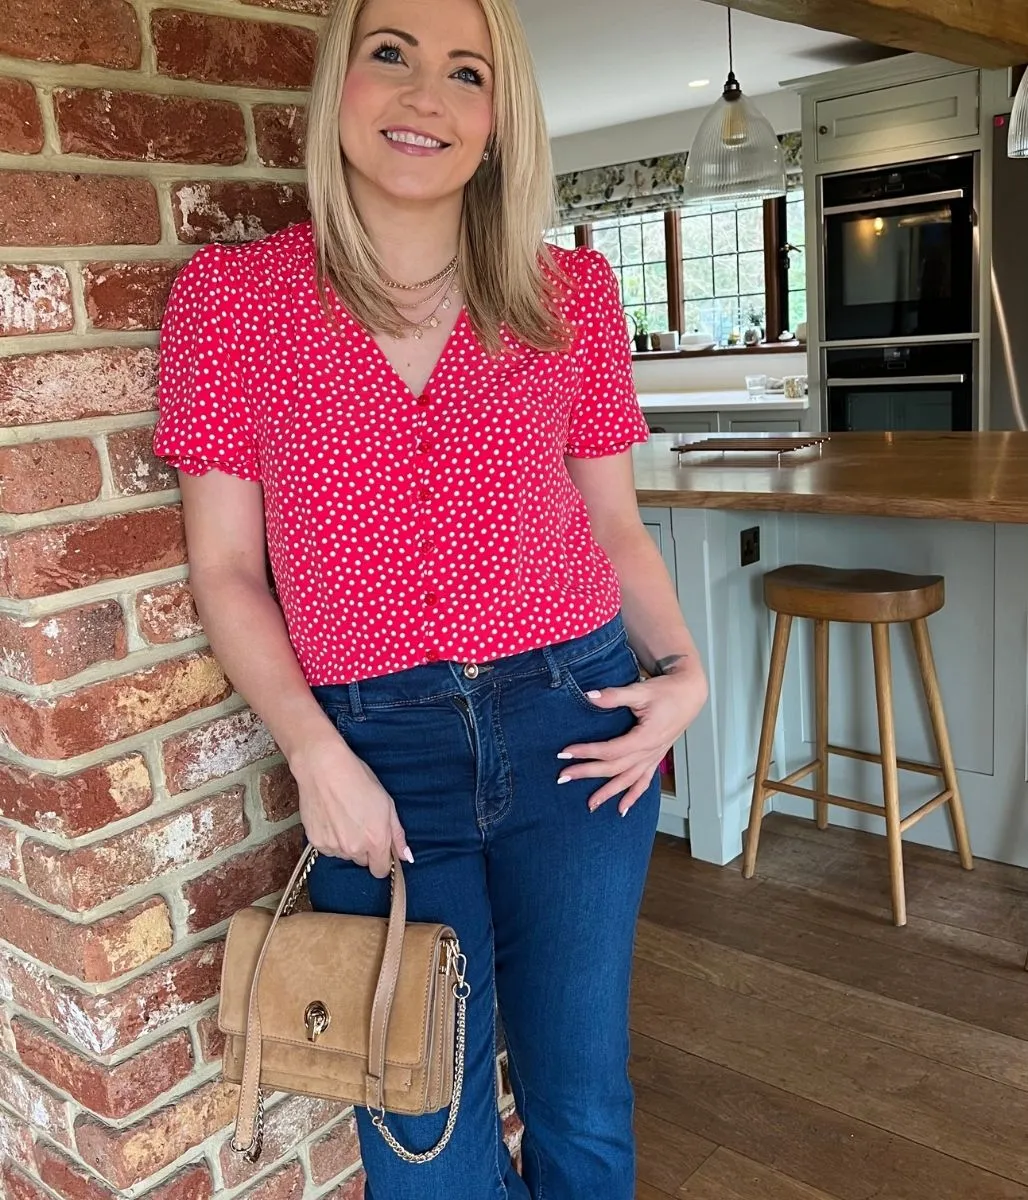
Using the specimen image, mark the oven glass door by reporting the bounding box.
[823,190,975,342]
[826,376,972,432]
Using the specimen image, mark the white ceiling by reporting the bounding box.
[517,0,892,137]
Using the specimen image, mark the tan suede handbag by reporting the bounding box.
[218,844,470,1165]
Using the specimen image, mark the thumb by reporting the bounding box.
[390,811,415,865]
[587,683,640,708]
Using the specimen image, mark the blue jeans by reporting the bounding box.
[307,612,661,1200]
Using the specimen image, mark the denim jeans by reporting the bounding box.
[307,611,661,1200]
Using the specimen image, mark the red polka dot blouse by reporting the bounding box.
[153,221,650,686]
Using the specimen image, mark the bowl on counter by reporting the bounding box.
[679,333,716,353]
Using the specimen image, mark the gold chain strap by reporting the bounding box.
[371,942,470,1163]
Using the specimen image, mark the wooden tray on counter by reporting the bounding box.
[671,434,829,456]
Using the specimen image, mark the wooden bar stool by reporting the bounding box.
[742,564,974,926]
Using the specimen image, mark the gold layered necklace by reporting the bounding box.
[381,257,460,340]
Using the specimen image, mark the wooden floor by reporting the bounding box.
[631,813,1028,1199]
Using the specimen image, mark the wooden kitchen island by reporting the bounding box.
[634,431,1028,870]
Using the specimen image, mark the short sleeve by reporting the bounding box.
[563,248,651,459]
[153,244,261,482]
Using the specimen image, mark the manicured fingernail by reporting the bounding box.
[557,774,571,784]
[556,751,573,760]
[586,690,601,699]
[402,847,415,863]
[589,800,601,811]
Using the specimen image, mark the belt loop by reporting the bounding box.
[347,680,365,721]
[541,645,562,689]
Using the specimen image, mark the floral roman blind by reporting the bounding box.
[555,132,803,225]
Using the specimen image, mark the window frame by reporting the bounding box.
[564,195,804,350]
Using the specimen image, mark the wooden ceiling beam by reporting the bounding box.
[701,0,1028,69]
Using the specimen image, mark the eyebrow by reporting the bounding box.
[363,26,493,69]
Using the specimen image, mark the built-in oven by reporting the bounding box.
[821,153,977,343]
[825,342,974,431]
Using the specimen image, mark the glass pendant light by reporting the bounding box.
[1008,67,1028,157]
[684,7,786,203]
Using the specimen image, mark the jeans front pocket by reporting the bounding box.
[562,634,642,713]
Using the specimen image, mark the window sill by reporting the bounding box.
[632,341,805,362]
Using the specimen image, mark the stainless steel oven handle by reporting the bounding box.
[825,375,966,387]
[822,189,964,217]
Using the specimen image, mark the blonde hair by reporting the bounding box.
[305,0,569,354]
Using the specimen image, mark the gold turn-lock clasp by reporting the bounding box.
[304,1001,330,1042]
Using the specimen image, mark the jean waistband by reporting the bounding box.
[309,611,627,714]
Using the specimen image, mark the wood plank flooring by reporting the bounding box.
[632,813,1028,1199]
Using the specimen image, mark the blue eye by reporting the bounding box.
[372,41,403,64]
[454,65,484,86]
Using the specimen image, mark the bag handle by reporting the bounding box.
[231,845,408,1160]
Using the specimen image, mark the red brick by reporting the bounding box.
[324,1172,365,1200]
[56,89,246,165]
[0,755,151,838]
[221,1094,345,1187]
[172,180,308,244]
[0,1106,36,1171]
[243,0,330,13]
[184,825,303,933]
[0,79,44,153]
[152,11,316,89]
[23,788,248,911]
[0,0,140,68]
[84,261,180,331]
[194,1010,225,1062]
[309,1114,360,1185]
[0,173,159,248]
[0,650,230,759]
[0,505,183,600]
[0,439,101,515]
[259,761,299,823]
[0,893,172,983]
[0,824,23,883]
[76,1079,236,1190]
[0,346,157,427]
[253,104,307,168]
[0,1055,73,1145]
[15,1019,194,1120]
[0,264,73,337]
[163,710,277,794]
[1,1164,51,1200]
[237,1161,304,1200]
[136,581,202,644]
[0,602,125,686]
[35,1142,119,1200]
[106,426,178,495]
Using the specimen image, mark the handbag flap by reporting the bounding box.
[218,906,452,1068]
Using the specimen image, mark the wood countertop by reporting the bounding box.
[632,431,1028,523]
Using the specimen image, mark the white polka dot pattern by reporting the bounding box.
[153,221,650,685]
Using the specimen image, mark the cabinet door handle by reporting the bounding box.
[825,375,966,387]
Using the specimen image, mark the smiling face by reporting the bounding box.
[339,0,495,208]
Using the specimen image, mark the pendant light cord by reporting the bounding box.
[727,6,734,76]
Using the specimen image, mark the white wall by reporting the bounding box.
[550,88,801,174]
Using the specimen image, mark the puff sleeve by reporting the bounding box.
[153,244,261,482]
[563,248,651,459]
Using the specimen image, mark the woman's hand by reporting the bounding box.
[288,730,413,878]
[556,665,709,816]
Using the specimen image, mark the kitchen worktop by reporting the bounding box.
[637,390,809,413]
[633,431,1028,523]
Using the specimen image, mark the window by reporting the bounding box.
[555,192,806,347]
[548,223,578,251]
[591,212,668,335]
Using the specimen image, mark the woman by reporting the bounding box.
[153,0,707,1194]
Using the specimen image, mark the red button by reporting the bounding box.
[425,648,440,662]
[418,486,432,501]
[416,395,431,407]
[416,440,432,454]
[423,592,439,607]
[419,538,434,555]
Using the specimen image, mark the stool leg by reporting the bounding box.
[870,623,906,927]
[910,617,974,871]
[814,618,829,831]
[743,612,793,878]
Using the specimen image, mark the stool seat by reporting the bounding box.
[763,564,944,624]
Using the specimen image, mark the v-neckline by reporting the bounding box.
[363,305,470,404]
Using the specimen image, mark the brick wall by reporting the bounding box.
[0,0,376,1195]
